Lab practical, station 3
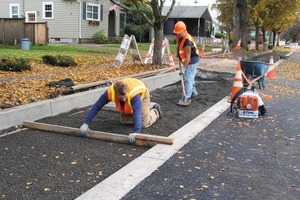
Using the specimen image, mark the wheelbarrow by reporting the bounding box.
[240,60,269,89]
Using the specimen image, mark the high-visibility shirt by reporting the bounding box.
[107,78,147,114]
[177,32,200,63]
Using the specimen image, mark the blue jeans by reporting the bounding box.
[184,62,198,99]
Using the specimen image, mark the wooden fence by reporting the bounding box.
[0,18,48,45]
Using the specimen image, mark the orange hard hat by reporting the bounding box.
[173,21,186,34]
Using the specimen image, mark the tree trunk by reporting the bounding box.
[232,0,240,46]
[255,23,260,50]
[233,0,250,49]
[262,27,266,43]
[273,31,277,47]
[152,24,163,65]
[240,0,250,49]
[227,28,232,46]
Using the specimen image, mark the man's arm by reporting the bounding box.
[84,91,110,125]
[183,45,192,67]
[131,94,142,133]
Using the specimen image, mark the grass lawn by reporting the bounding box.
[0,42,178,57]
[0,43,172,108]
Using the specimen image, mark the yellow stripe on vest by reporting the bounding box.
[127,85,147,108]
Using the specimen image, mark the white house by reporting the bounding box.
[0,0,123,43]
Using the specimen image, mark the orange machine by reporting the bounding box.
[237,92,259,118]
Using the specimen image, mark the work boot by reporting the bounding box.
[152,103,163,118]
[177,97,191,106]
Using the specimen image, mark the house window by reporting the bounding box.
[26,12,37,22]
[10,4,19,18]
[205,21,211,32]
[120,12,126,31]
[43,2,53,19]
[86,3,100,21]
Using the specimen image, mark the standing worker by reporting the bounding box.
[79,78,163,144]
[174,21,201,106]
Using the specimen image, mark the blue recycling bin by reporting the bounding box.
[21,38,31,50]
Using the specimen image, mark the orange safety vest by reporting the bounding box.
[107,78,147,114]
[178,32,200,62]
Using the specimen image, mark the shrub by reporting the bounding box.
[0,57,31,71]
[215,32,224,38]
[124,25,143,42]
[42,55,77,67]
[56,55,77,67]
[92,31,108,44]
[42,55,57,65]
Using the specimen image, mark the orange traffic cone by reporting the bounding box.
[201,44,205,57]
[266,55,277,79]
[235,39,241,51]
[228,62,244,103]
[168,53,175,67]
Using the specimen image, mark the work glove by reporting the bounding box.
[128,133,139,144]
[79,123,89,137]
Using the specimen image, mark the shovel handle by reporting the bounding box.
[179,61,185,94]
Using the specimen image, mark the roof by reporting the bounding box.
[162,6,208,18]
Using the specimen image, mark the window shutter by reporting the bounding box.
[100,5,103,21]
[83,2,86,19]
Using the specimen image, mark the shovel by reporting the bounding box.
[179,61,185,95]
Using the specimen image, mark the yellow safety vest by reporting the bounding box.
[107,78,147,114]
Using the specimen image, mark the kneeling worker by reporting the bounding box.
[79,78,162,143]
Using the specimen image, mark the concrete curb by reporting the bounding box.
[0,71,180,131]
